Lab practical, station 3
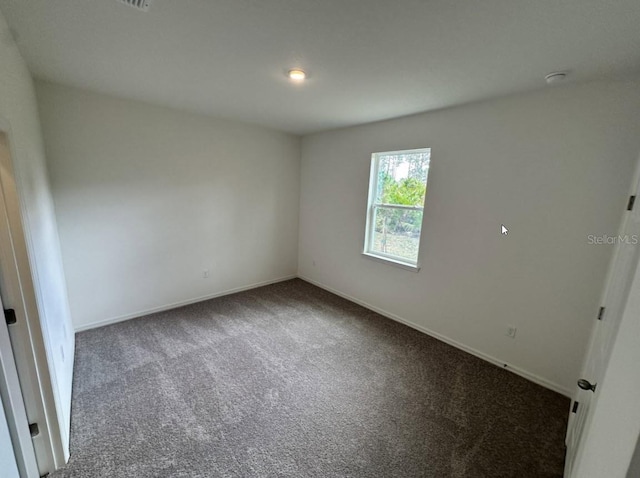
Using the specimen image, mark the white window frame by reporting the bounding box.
[363,148,430,272]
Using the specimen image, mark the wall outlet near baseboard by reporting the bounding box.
[506,325,517,338]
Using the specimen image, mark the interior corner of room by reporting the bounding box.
[0,1,639,477]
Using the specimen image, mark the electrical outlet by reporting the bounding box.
[506,326,517,338]
[203,269,210,278]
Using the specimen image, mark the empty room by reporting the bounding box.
[0,1,639,477]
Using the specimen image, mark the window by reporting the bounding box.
[364,148,431,269]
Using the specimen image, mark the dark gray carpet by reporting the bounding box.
[53,279,568,477]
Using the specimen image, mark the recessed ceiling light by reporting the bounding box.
[287,69,307,81]
[545,71,568,84]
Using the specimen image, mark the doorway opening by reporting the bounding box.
[0,130,65,476]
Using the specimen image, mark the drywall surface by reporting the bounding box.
[0,9,74,462]
[36,81,300,331]
[627,436,640,478]
[298,79,640,394]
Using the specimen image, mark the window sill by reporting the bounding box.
[362,252,421,272]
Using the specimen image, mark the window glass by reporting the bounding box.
[365,149,430,266]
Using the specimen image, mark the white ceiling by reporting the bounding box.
[1,0,639,134]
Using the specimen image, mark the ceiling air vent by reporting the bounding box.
[119,0,152,12]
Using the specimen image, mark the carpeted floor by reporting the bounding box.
[53,279,568,477]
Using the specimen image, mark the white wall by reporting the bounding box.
[299,79,640,394]
[36,81,300,331]
[627,437,640,478]
[0,9,74,464]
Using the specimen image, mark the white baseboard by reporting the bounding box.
[298,275,572,398]
[74,275,297,333]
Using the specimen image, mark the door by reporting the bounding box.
[0,393,20,478]
[0,292,40,477]
[0,130,66,474]
[564,171,640,476]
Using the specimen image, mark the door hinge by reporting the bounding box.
[29,422,39,437]
[627,195,636,211]
[4,308,16,325]
[572,401,579,413]
[597,306,605,321]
